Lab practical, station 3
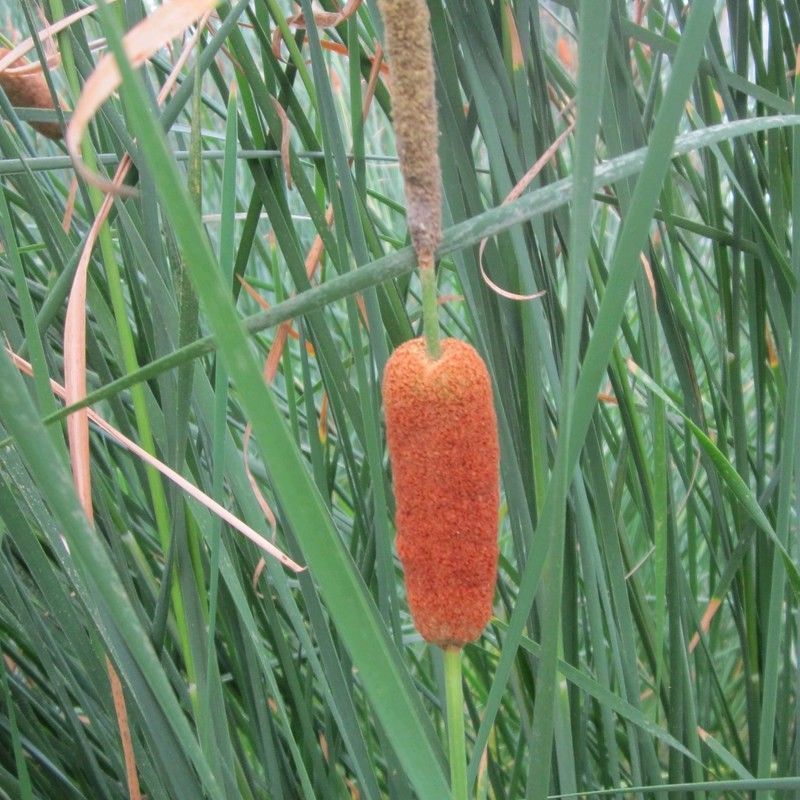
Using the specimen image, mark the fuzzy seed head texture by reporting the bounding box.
[378,0,442,261]
[382,338,500,647]
[0,48,62,140]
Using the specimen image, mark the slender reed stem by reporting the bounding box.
[420,254,442,359]
[443,646,467,800]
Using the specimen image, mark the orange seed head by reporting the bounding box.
[382,338,499,647]
[0,48,62,140]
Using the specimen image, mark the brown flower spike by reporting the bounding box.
[378,0,442,262]
[0,48,62,140]
[383,338,500,647]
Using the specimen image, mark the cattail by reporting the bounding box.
[383,337,499,647]
[378,0,442,264]
[0,48,62,140]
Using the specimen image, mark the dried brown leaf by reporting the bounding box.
[478,122,573,301]
[66,0,220,194]
[8,349,303,572]
[270,95,293,189]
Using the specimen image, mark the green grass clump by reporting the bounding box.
[0,3,799,799]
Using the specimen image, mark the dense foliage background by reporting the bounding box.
[0,1,799,797]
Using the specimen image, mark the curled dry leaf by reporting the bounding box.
[271,0,363,59]
[0,3,109,72]
[66,0,220,194]
[63,12,209,537]
[290,0,364,30]
[478,121,574,301]
[0,1,116,142]
[1,55,60,76]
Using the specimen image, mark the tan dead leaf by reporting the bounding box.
[62,177,78,232]
[8,348,303,572]
[272,0,363,57]
[66,0,220,194]
[63,12,209,538]
[0,3,109,72]
[640,251,656,306]
[292,0,363,30]
[478,122,573,300]
[252,557,266,595]
[688,597,722,653]
[362,41,384,117]
[270,95,293,188]
[766,321,778,367]
[504,4,523,71]
[318,391,329,445]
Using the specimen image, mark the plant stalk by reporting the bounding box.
[443,646,467,800]
[420,254,442,359]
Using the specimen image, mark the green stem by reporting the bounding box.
[420,254,442,359]
[443,646,467,800]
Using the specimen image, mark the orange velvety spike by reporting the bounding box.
[382,338,499,647]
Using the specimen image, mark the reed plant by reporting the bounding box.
[0,2,799,799]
